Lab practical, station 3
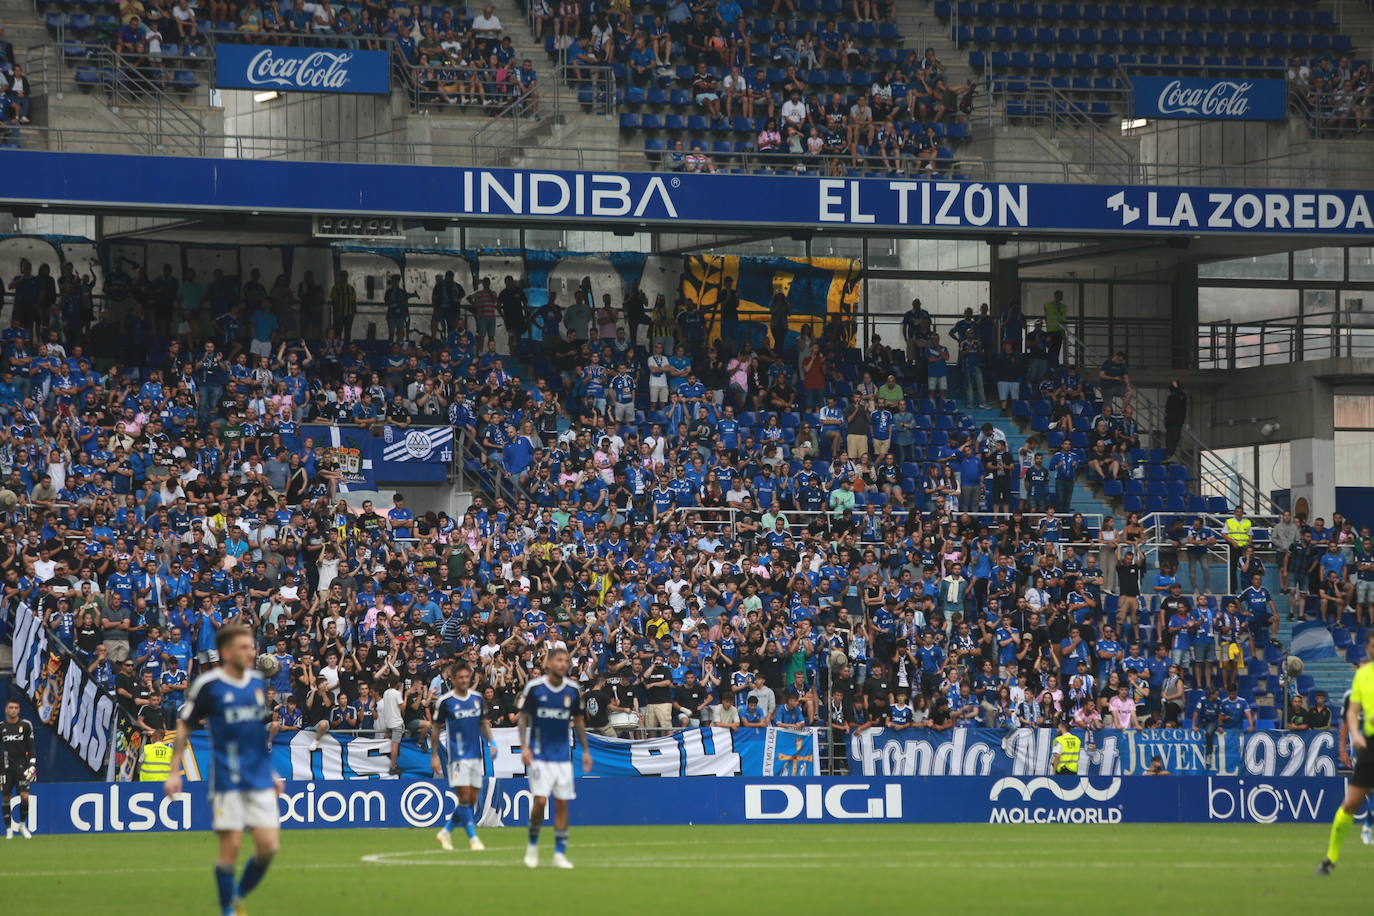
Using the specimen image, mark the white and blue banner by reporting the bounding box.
[297,424,451,487]
[849,726,1340,778]
[379,425,454,464]
[7,774,1344,833]
[10,600,115,774]
[9,153,1374,238]
[1131,77,1287,121]
[213,44,391,95]
[190,726,820,782]
[1289,620,1339,662]
[187,725,1335,784]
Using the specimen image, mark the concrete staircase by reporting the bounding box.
[891,1,976,85]
[1325,0,1374,58]
[1,0,53,73]
[966,404,1115,518]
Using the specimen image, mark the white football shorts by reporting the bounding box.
[526,760,576,800]
[212,788,280,831]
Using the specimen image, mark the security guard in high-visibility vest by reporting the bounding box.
[1051,721,1082,775]
[139,729,175,782]
[1223,507,1253,591]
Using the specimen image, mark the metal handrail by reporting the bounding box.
[15,118,1374,188]
[1198,310,1374,370]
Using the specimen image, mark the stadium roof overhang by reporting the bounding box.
[5,151,1374,251]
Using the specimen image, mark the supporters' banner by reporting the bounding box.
[10,601,113,775]
[1290,620,1338,661]
[379,425,454,463]
[682,255,860,347]
[309,425,375,492]
[213,44,391,95]
[190,726,816,781]
[299,424,450,487]
[16,153,1374,238]
[374,425,454,485]
[849,727,1341,778]
[1131,77,1287,121]
[13,774,1346,833]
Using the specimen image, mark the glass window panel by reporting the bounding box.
[1350,247,1374,282]
[1335,395,1374,430]
[1198,251,1289,281]
[1336,431,1374,487]
[1292,247,1345,282]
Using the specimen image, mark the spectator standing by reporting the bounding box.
[1222,506,1253,591]
[330,271,357,342]
[466,278,500,349]
[1042,289,1068,366]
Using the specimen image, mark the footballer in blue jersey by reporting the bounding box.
[430,664,494,852]
[167,624,280,916]
[517,647,591,869]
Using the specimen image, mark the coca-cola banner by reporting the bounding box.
[214,43,391,95]
[1131,76,1287,121]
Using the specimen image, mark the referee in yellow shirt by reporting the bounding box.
[1318,630,1374,874]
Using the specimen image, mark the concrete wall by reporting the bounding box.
[1135,118,1374,188]
[219,88,407,159]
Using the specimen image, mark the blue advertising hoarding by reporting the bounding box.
[1131,77,1288,121]
[6,774,1344,834]
[213,44,391,95]
[4,152,1374,238]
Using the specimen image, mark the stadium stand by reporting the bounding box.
[4,241,1357,785]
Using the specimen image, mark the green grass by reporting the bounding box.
[0,824,1368,915]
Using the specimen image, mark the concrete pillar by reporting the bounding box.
[1289,436,1336,522]
[990,242,1017,314]
[1171,263,1198,370]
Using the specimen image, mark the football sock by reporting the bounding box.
[238,856,270,899]
[554,829,568,855]
[528,825,540,846]
[17,800,27,822]
[214,864,236,912]
[1327,807,1355,863]
[2,800,10,827]
[456,805,477,839]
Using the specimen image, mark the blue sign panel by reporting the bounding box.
[7,775,1345,834]
[4,153,1374,237]
[1132,77,1288,121]
[213,44,390,95]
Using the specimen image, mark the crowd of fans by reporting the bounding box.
[596,1,975,174]
[0,30,31,144]
[1289,54,1374,136]
[3,249,1350,787]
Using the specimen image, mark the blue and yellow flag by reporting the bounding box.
[682,255,861,348]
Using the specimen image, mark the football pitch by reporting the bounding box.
[1,823,1367,914]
